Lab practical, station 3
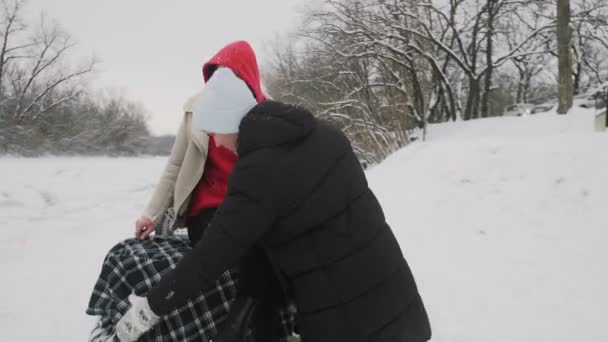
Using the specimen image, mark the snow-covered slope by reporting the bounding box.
[1,108,607,341]
[368,108,608,341]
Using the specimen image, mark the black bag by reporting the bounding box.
[213,297,259,342]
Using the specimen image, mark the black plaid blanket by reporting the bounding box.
[86,236,295,341]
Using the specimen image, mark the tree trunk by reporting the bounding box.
[557,0,573,114]
[471,79,481,119]
[438,43,457,122]
[481,71,492,117]
[437,60,457,122]
[516,67,525,103]
[523,77,531,103]
[471,85,481,119]
[481,1,496,118]
[409,61,426,120]
[464,77,481,120]
[573,55,582,95]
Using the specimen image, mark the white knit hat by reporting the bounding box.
[191,68,258,134]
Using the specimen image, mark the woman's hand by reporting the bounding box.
[116,295,160,342]
[135,216,154,240]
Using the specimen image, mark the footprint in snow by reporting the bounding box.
[39,190,57,206]
[488,147,501,155]
[0,199,23,207]
[0,192,23,207]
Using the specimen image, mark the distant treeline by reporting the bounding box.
[0,0,169,157]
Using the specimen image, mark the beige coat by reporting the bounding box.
[143,100,209,232]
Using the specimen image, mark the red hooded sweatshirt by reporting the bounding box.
[188,41,266,217]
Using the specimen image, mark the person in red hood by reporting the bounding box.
[87,41,295,342]
[134,40,267,241]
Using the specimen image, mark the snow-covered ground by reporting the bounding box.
[1,107,607,341]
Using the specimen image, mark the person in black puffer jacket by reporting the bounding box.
[117,99,432,342]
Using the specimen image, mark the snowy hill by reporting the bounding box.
[368,108,608,341]
[1,108,607,341]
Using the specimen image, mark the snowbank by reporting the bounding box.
[367,107,608,341]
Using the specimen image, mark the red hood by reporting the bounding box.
[202,41,266,103]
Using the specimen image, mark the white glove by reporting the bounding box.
[116,294,161,342]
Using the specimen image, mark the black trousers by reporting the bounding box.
[186,208,217,245]
[187,208,286,340]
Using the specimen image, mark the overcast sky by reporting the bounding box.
[25,0,307,135]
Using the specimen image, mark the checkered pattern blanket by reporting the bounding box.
[86,236,295,341]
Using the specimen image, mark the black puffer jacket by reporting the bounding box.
[148,101,431,342]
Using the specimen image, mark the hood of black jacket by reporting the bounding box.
[237,100,316,156]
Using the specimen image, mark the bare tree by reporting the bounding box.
[0,0,150,156]
[375,0,554,119]
[8,14,95,123]
[270,1,421,163]
[570,0,608,92]
[0,0,30,103]
[265,0,608,163]
[504,3,554,103]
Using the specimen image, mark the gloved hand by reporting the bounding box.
[116,294,161,342]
